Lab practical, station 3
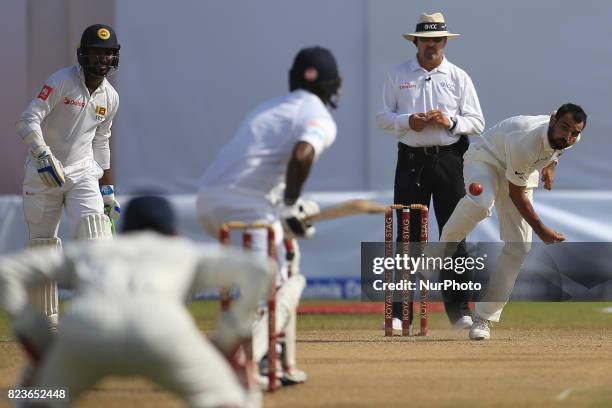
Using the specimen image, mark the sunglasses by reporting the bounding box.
[418,37,445,43]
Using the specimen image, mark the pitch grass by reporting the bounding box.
[1,301,611,339]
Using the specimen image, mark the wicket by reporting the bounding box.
[219,221,278,392]
[384,204,429,337]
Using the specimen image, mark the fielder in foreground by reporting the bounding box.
[439,103,587,340]
[16,24,122,330]
[197,46,342,386]
[0,196,273,407]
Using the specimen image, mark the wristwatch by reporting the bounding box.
[449,117,458,132]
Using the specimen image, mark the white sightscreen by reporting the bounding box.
[115,0,611,193]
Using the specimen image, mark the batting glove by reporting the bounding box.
[279,198,319,239]
[100,184,121,220]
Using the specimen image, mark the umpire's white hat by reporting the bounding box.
[403,12,460,41]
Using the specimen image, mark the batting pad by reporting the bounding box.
[27,238,62,325]
[76,213,113,240]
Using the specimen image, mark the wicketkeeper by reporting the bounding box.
[16,24,122,330]
[0,196,272,407]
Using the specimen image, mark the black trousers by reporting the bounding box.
[393,140,472,323]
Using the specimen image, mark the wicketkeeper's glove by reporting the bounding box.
[31,146,65,188]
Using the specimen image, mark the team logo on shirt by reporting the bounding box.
[37,85,53,101]
[399,82,417,89]
[64,97,86,108]
[95,105,106,122]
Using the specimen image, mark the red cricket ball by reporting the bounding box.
[469,182,483,196]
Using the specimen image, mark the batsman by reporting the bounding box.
[15,24,121,330]
[439,103,587,340]
[197,46,342,387]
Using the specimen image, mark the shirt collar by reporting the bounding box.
[411,56,450,74]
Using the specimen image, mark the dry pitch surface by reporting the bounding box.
[1,302,611,407]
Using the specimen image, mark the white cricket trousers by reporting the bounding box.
[441,158,533,322]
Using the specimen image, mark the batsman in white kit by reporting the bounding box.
[197,46,342,386]
[0,196,272,407]
[439,103,587,340]
[16,24,122,330]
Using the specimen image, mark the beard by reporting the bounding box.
[547,126,569,150]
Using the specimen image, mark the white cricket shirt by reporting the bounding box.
[466,115,579,188]
[376,56,484,146]
[17,65,119,170]
[0,233,269,318]
[200,90,336,195]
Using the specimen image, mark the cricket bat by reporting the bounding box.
[305,199,387,223]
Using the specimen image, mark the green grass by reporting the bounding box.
[296,301,612,331]
[494,302,612,329]
[1,301,610,338]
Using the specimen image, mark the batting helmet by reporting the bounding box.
[77,24,121,77]
[122,196,177,236]
[289,46,341,109]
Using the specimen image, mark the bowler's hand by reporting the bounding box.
[541,162,556,190]
[426,109,451,128]
[409,113,429,132]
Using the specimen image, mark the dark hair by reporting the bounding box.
[555,103,587,128]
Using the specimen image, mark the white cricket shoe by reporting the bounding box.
[469,316,492,340]
[452,315,473,330]
[254,371,282,391]
[382,318,413,334]
[392,317,402,331]
[281,367,308,386]
[381,318,403,331]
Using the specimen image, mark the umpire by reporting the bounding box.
[376,12,484,328]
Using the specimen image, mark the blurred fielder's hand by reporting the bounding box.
[409,113,428,132]
[426,109,451,128]
[12,308,54,365]
[32,145,65,188]
[280,198,319,239]
[541,162,557,190]
[100,184,121,220]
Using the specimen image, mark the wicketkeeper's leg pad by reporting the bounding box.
[27,238,62,328]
